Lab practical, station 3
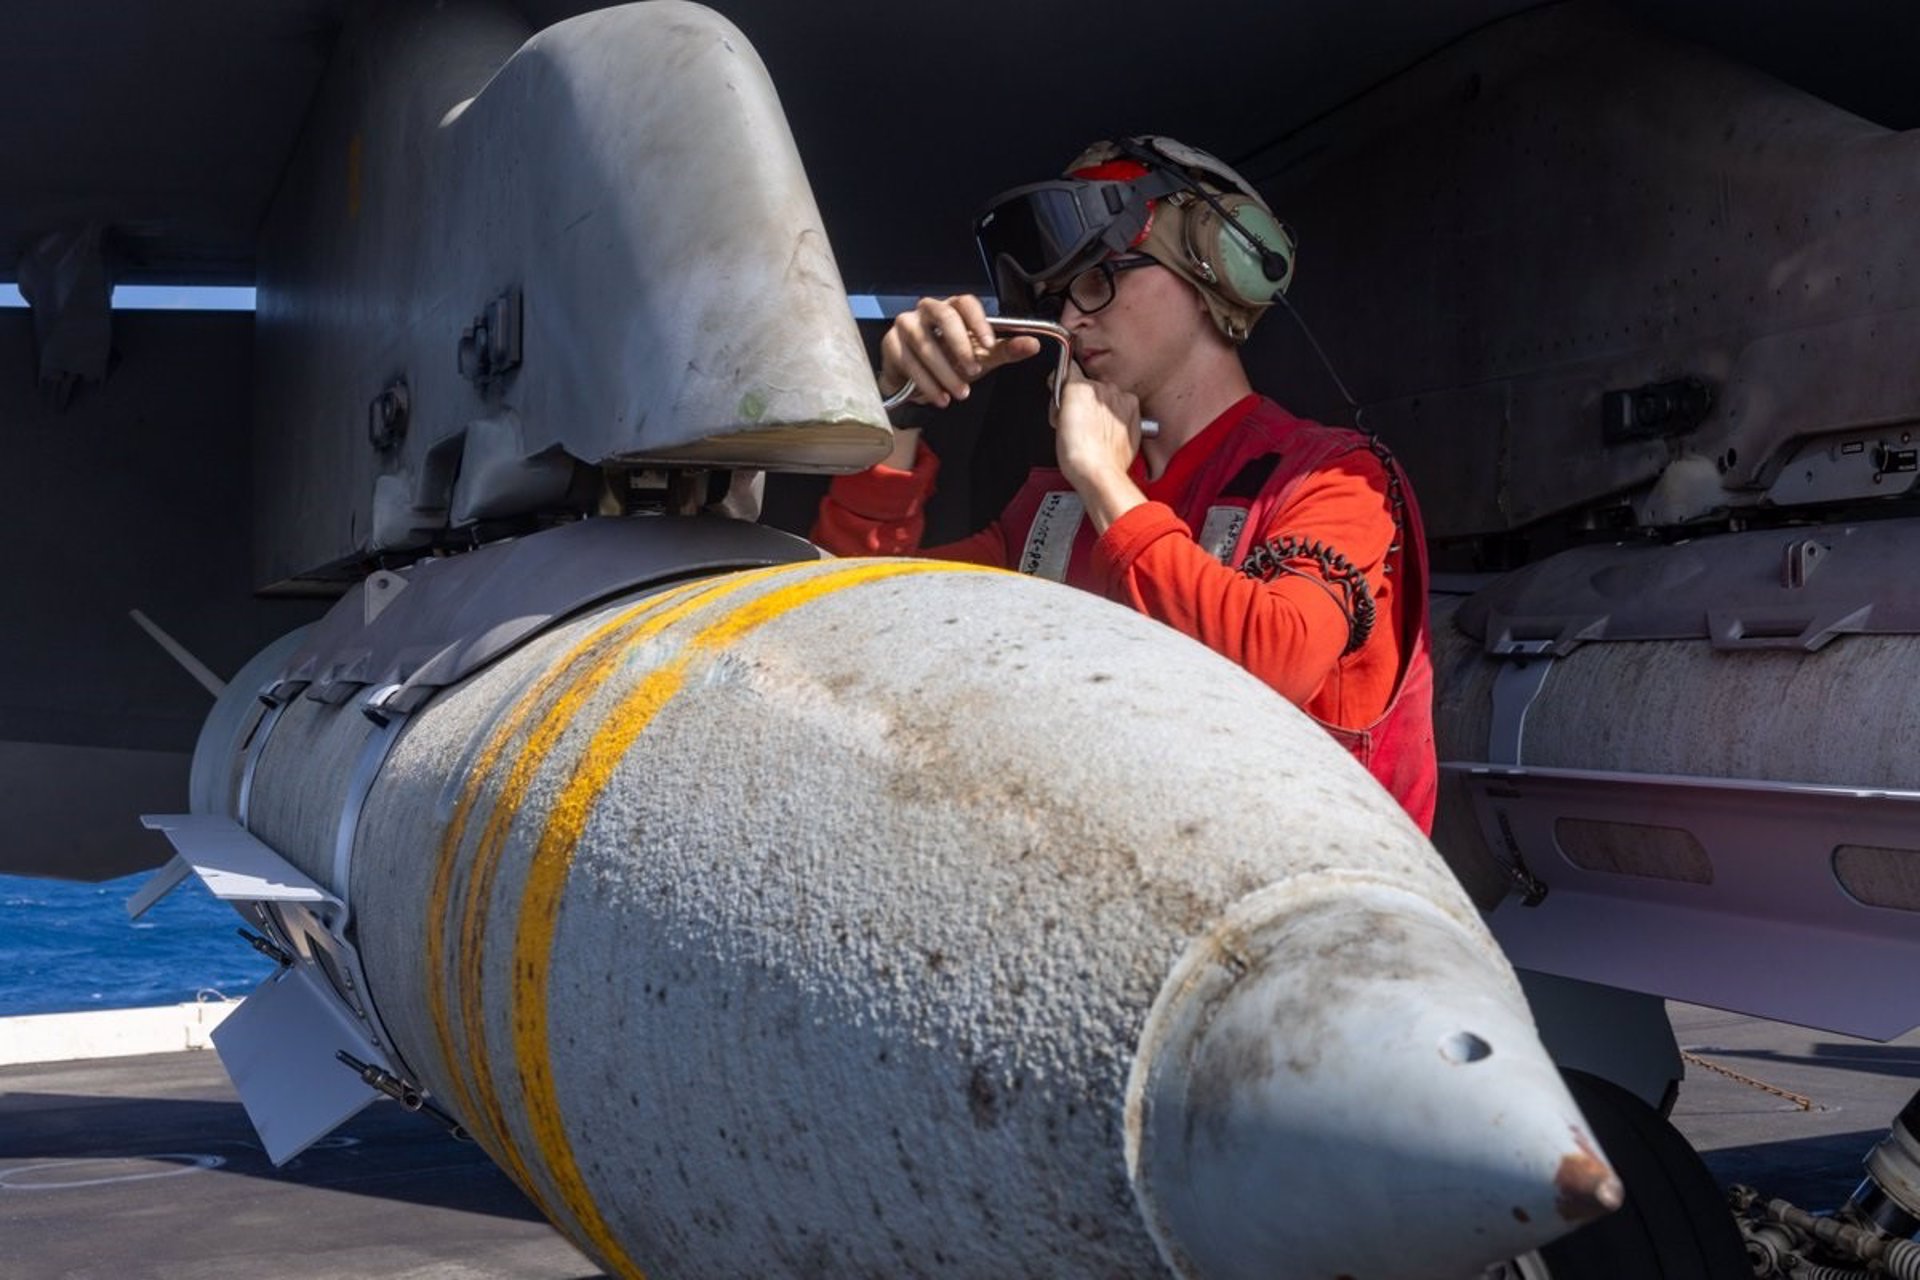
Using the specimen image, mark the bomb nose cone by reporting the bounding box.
[1558,1150,1627,1222]
[1125,879,1618,1280]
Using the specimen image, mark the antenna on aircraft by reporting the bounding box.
[128,608,227,699]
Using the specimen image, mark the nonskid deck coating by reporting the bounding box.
[1,1003,1915,1279]
[0,1048,601,1280]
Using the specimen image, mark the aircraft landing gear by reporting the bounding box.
[1484,1070,1751,1279]
[1729,1085,1920,1278]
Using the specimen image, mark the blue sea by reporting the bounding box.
[0,872,276,1016]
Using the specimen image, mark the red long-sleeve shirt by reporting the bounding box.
[812,395,1405,734]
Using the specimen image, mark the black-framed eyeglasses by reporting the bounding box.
[1033,255,1160,320]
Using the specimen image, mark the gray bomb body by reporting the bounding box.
[196,530,1612,1277]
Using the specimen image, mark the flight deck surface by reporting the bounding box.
[1669,1002,1920,1212]
[0,1049,601,1279]
[1,1004,1914,1279]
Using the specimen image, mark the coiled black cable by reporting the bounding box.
[1239,535,1376,656]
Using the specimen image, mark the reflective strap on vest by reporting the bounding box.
[1197,505,1248,566]
[1016,491,1084,580]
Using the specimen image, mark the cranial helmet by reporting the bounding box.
[972,135,1296,342]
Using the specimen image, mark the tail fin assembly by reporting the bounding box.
[250,0,893,590]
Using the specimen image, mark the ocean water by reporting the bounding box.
[0,872,276,1016]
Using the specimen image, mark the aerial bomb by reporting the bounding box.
[154,520,1617,1278]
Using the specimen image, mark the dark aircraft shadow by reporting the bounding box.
[1695,1127,1884,1213]
[0,1088,553,1223]
[0,1087,610,1276]
[1692,1042,1920,1082]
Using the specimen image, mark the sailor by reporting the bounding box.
[813,136,1436,831]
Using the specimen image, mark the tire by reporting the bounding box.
[1499,1068,1752,1279]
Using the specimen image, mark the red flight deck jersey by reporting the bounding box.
[812,394,1437,832]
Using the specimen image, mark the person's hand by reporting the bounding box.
[1053,362,1141,485]
[1052,363,1148,532]
[879,295,1042,409]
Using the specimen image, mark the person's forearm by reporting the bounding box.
[881,426,920,471]
[1073,466,1148,535]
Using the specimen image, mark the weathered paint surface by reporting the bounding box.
[253,1,890,584]
[1127,877,1619,1278]
[240,555,1608,1277]
[1429,551,1920,1040]
[1254,2,1920,541]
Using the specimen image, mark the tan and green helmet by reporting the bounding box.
[1060,136,1296,342]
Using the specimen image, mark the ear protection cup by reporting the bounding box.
[1178,194,1297,306]
[1081,134,1296,341]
